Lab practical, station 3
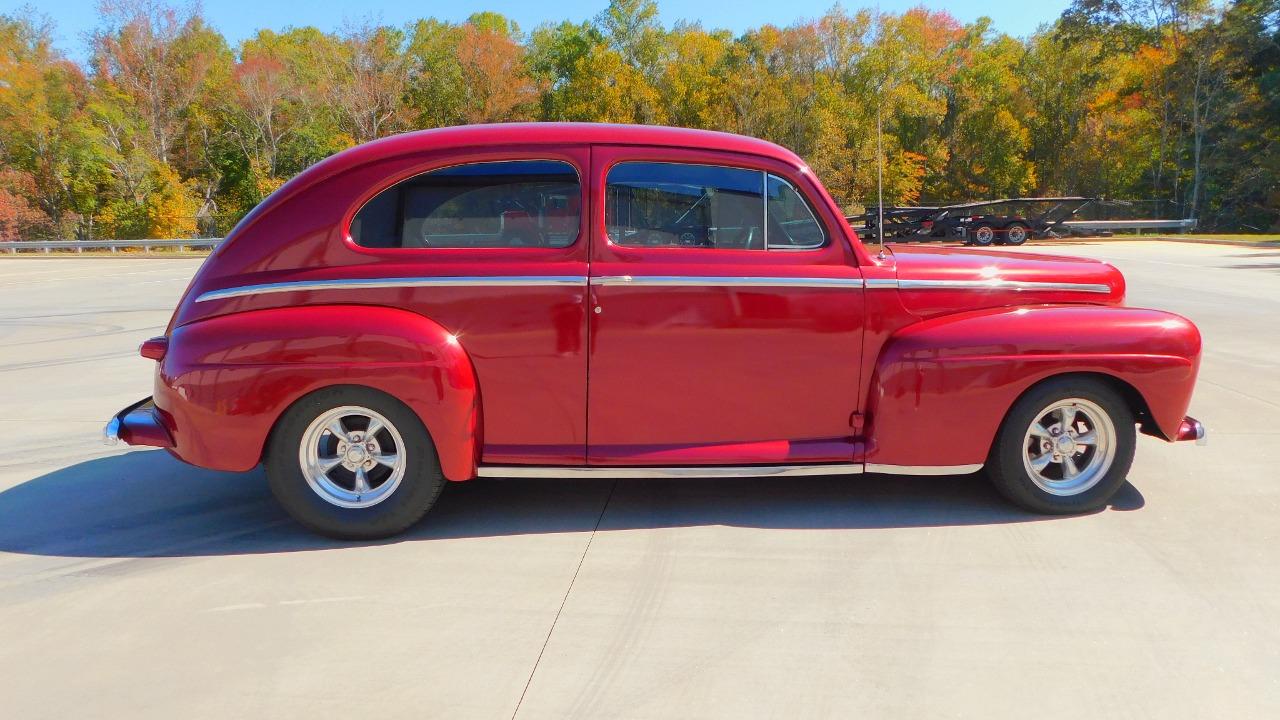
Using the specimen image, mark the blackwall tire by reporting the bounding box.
[971,224,996,246]
[1005,223,1030,245]
[266,386,445,539]
[985,377,1136,515]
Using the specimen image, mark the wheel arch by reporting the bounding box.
[985,371,1156,460]
[260,382,447,475]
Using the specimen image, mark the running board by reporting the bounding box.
[475,463,982,479]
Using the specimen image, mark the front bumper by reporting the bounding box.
[103,396,174,448]
[1175,416,1207,445]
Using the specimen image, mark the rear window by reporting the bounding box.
[350,160,580,249]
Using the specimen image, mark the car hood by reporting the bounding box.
[885,245,1126,318]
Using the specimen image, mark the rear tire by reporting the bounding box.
[1005,222,1030,245]
[266,386,445,539]
[985,377,1135,515]
[971,223,996,246]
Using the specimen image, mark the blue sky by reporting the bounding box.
[6,0,1073,59]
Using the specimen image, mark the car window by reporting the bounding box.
[350,160,580,249]
[766,174,826,249]
[605,162,765,249]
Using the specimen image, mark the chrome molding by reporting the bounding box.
[477,462,983,478]
[865,463,984,476]
[195,275,588,303]
[895,278,1112,293]
[477,464,865,479]
[196,274,1107,301]
[589,275,864,289]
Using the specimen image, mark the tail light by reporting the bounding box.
[139,336,168,361]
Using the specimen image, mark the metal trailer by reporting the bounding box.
[848,197,1123,245]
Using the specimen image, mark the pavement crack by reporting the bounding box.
[510,478,618,720]
[1198,377,1280,410]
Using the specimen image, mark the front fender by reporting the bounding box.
[155,305,479,480]
[864,305,1201,468]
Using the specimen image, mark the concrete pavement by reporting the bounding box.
[0,242,1276,718]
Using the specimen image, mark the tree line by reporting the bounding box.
[0,0,1276,240]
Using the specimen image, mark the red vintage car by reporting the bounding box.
[104,123,1205,538]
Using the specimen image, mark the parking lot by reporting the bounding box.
[0,240,1277,718]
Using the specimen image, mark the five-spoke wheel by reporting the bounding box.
[1022,399,1117,497]
[299,406,406,508]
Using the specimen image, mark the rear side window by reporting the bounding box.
[351,160,580,249]
[605,162,765,249]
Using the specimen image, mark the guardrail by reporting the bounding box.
[0,238,223,254]
[1060,219,1197,232]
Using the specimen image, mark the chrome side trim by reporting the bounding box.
[477,462,982,478]
[860,278,1110,293]
[896,278,1112,293]
[589,276,864,289]
[865,463,984,476]
[477,464,865,479]
[197,274,1107,302]
[195,275,588,303]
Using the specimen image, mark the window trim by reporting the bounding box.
[345,158,585,252]
[602,160,828,252]
[764,172,828,251]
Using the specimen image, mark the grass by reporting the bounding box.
[1170,233,1280,242]
[0,248,212,258]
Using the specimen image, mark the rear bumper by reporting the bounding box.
[1175,416,1207,445]
[103,396,174,448]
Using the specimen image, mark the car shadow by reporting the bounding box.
[0,449,1144,559]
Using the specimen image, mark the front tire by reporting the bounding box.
[985,377,1135,514]
[266,386,445,539]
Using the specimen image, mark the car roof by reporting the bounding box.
[228,123,814,246]
[306,123,807,182]
[383,122,800,163]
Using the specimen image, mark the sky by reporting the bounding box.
[4,0,1074,60]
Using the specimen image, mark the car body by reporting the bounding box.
[105,123,1205,538]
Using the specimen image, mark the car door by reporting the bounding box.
[586,145,866,466]
[345,148,591,467]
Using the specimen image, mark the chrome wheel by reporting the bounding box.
[1006,224,1028,245]
[1023,398,1117,496]
[298,405,406,509]
[972,225,995,245]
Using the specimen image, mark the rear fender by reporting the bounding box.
[864,305,1201,468]
[156,305,480,480]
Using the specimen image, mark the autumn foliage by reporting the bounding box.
[0,0,1275,240]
